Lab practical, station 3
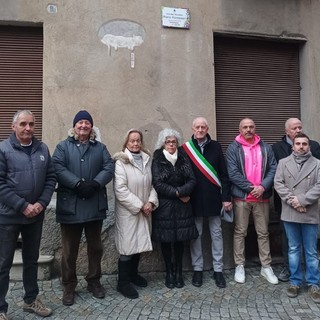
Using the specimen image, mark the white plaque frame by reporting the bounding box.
[161,7,190,29]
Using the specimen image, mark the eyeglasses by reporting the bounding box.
[165,140,177,145]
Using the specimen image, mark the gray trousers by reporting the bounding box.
[190,216,223,272]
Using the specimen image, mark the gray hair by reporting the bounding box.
[285,118,301,130]
[192,117,208,128]
[12,110,34,124]
[155,128,182,150]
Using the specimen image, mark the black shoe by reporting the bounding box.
[131,274,148,287]
[192,271,203,287]
[213,272,226,288]
[117,283,139,299]
[165,271,175,289]
[175,271,185,289]
[278,266,290,282]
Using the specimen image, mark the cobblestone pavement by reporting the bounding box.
[5,265,320,320]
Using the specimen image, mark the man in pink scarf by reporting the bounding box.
[226,118,278,285]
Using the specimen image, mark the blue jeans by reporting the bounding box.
[0,220,43,313]
[283,221,319,286]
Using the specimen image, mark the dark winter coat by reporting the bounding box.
[272,135,320,163]
[0,133,56,224]
[272,135,320,214]
[52,129,114,224]
[187,134,231,217]
[151,147,198,242]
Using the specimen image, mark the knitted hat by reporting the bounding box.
[73,110,93,127]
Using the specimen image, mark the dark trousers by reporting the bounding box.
[60,220,103,290]
[280,220,289,266]
[0,220,43,313]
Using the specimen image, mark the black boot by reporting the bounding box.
[174,242,184,288]
[117,259,139,299]
[175,263,185,288]
[130,254,147,287]
[161,243,175,289]
[165,262,175,289]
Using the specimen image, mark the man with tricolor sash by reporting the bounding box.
[183,117,232,288]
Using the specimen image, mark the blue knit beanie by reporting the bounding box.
[73,110,93,127]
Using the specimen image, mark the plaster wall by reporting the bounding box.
[1,0,320,274]
[1,0,318,151]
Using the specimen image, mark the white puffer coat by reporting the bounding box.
[113,148,158,255]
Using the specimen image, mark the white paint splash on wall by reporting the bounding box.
[98,20,145,56]
[101,34,143,51]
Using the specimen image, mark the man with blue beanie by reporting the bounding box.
[52,110,114,306]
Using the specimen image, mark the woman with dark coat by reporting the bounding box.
[151,128,198,289]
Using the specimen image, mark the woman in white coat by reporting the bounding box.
[113,129,158,299]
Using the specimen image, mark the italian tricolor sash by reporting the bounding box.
[182,140,221,188]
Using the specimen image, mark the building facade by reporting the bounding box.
[1,0,320,275]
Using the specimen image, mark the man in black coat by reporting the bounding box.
[272,118,320,282]
[183,117,232,288]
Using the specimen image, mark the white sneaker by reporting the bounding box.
[234,265,245,283]
[0,312,8,320]
[261,266,279,285]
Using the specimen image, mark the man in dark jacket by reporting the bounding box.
[0,110,56,319]
[226,118,278,285]
[183,117,232,288]
[272,118,320,282]
[52,110,114,306]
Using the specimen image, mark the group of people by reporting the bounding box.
[0,109,115,320]
[226,117,320,304]
[112,120,229,299]
[0,110,319,320]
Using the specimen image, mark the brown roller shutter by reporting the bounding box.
[0,26,43,141]
[214,36,301,151]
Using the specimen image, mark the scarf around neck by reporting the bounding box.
[292,150,312,170]
[163,149,178,166]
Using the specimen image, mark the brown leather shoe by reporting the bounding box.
[287,285,299,298]
[62,290,75,306]
[308,285,320,303]
[87,282,105,299]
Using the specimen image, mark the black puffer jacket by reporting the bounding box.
[151,147,198,242]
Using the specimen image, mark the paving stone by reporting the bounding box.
[3,266,320,319]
